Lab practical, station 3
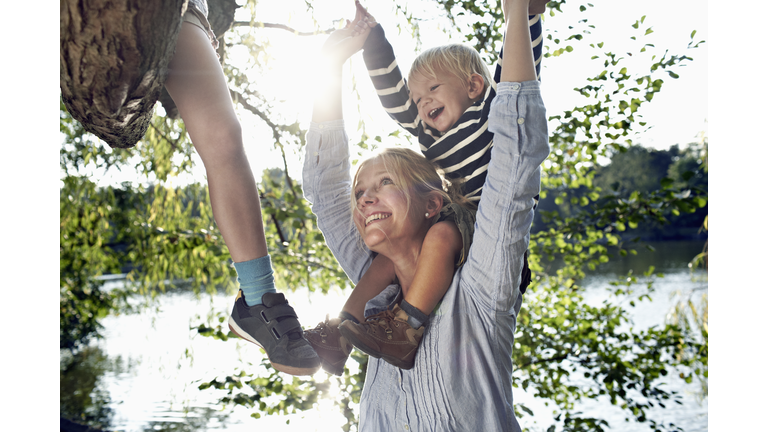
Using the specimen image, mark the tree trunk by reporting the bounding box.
[60,0,188,148]
[60,0,240,148]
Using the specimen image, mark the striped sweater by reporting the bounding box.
[362,15,543,201]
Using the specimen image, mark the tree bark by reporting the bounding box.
[60,0,188,148]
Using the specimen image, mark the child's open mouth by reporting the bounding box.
[428,107,444,120]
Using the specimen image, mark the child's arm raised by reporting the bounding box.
[355,5,422,137]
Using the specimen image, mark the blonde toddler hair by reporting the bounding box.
[408,44,493,91]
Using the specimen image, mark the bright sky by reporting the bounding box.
[218,0,709,187]
[76,0,707,188]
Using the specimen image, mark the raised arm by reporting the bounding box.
[359,15,421,136]
[359,1,544,135]
[501,0,539,83]
[312,6,370,123]
[303,15,375,284]
[461,0,549,313]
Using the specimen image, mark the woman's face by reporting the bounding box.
[353,159,424,251]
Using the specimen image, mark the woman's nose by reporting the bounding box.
[358,189,377,206]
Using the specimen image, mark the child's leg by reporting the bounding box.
[342,254,396,323]
[338,221,462,370]
[304,254,395,376]
[400,221,463,327]
[165,22,267,266]
[164,21,319,375]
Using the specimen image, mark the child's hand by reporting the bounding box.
[503,0,548,21]
[529,0,548,15]
[351,0,377,37]
[320,1,376,66]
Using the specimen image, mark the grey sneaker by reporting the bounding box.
[228,290,320,376]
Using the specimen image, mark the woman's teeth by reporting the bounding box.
[365,213,391,226]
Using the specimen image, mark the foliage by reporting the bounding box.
[666,147,708,403]
[60,346,124,428]
[60,0,707,431]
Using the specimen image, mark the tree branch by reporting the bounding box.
[232,22,334,36]
[517,352,573,369]
[149,121,182,150]
[230,88,302,206]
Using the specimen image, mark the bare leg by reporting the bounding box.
[165,22,319,376]
[164,22,267,263]
[336,221,462,370]
[342,254,396,322]
[402,221,463,316]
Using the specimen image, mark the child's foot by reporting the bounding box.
[228,290,321,376]
[304,316,353,376]
[338,305,425,370]
[529,0,548,15]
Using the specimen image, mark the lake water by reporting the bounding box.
[60,241,708,432]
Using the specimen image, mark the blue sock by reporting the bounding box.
[233,255,276,307]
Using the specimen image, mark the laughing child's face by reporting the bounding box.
[409,68,485,133]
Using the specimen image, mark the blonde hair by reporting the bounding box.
[408,44,492,91]
[350,147,474,229]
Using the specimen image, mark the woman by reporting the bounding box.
[302,0,550,429]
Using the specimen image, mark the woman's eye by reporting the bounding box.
[382,178,393,185]
[430,85,439,91]
[355,190,363,200]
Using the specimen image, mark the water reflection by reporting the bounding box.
[590,240,706,275]
[137,405,234,432]
[60,241,707,432]
[60,346,123,429]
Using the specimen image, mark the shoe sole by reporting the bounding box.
[228,317,321,376]
[338,324,414,370]
[319,359,345,377]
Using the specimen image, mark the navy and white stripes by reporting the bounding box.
[363,15,543,201]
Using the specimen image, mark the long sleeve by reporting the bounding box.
[362,24,421,136]
[301,120,374,285]
[362,16,544,201]
[460,80,550,314]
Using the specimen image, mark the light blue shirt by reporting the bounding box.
[302,81,550,432]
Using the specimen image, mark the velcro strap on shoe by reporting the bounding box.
[261,303,298,322]
[271,316,302,339]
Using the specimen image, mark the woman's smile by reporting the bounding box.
[365,212,392,226]
[353,160,420,249]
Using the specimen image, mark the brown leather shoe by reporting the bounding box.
[338,305,425,370]
[304,315,353,376]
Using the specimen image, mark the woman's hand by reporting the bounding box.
[313,2,377,123]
